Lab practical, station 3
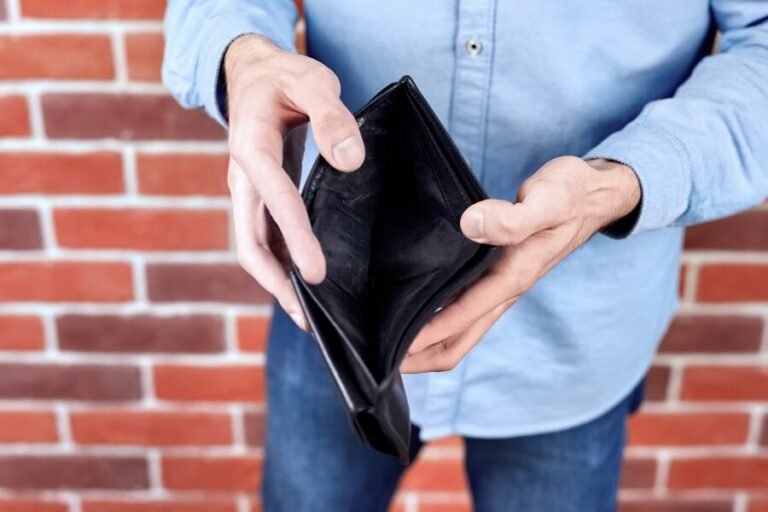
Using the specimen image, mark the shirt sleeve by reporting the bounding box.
[584,0,768,237]
[162,0,299,126]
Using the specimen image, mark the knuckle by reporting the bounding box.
[517,179,534,200]
[312,64,341,92]
[437,357,458,373]
[497,215,515,236]
[497,211,522,244]
[312,108,346,132]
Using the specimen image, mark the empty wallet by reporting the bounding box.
[289,76,500,464]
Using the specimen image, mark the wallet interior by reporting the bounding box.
[293,78,496,409]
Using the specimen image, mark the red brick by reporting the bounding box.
[686,209,768,250]
[57,314,224,353]
[645,365,670,402]
[660,314,763,353]
[681,366,768,401]
[0,262,133,302]
[42,93,224,140]
[162,456,261,491]
[54,208,229,250]
[401,458,468,492]
[125,32,163,82]
[154,365,265,402]
[244,410,265,447]
[0,363,141,401]
[678,264,686,298]
[0,96,31,137]
[619,498,733,512]
[0,35,113,79]
[0,455,148,490]
[238,316,270,352]
[0,500,67,512]
[669,456,768,489]
[0,209,42,249]
[147,264,270,304]
[758,416,768,446]
[82,501,237,512]
[0,315,44,351]
[137,153,229,196]
[20,0,166,19]
[698,264,768,303]
[750,499,768,512]
[628,412,749,446]
[419,502,471,512]
[71,410,232,446]
[0,410,57,443]
[0,152,124,194]
[429,435,463,448]
[620,457,657,489]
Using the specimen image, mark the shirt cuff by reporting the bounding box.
[197,15,297,127]
[584,112,692,237]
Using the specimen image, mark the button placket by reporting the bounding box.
[421,0,498,433]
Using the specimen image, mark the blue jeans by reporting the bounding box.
[263,306,644,512]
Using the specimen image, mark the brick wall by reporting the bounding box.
[0,1,767,511]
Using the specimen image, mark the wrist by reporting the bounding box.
[224,35,281,95]
[583,158,641,230]
[225,34,279,73]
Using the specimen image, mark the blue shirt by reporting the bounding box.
[163,0,768,440]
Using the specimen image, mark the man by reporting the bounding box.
[163,1,768,510]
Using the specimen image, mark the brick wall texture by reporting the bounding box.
[0,1,767,511]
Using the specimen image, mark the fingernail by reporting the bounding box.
[290,312,307,330]
[332,136,364,170]
[465,209,485,239]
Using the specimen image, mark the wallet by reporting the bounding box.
[290,76,500,464]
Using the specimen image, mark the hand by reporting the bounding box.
[400,156,641,373]
[225,35,365,330]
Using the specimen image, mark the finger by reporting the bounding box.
[460,194,565,246]
[410,228,564,355]
[408,270,514,355]
[229,160,308,330]
[231,122,326,284]
[288,77,365,172]
[401,302,508,374]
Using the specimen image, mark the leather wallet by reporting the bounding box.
[290,76,500,463]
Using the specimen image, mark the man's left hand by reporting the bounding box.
[400,156,641,373]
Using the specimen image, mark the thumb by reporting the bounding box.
[460,198,557,246]
[305,96,365,172]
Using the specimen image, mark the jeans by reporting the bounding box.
[262,306,644,512]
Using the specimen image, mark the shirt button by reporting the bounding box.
[466,39,483,56]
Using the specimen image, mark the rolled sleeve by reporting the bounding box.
[196,15,296,126]
[163,0,298,127]
[584,108,693,237]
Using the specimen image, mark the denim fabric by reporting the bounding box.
[263,306,640,512]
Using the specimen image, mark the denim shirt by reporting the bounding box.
[163,0,768,440]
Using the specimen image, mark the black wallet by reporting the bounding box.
[290,76,500,463]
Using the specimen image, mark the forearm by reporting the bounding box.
[585,2,768,236]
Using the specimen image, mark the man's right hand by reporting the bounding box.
[224,35,365,330]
